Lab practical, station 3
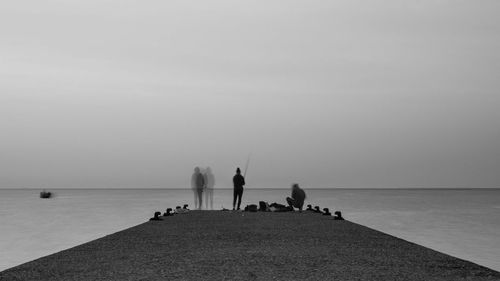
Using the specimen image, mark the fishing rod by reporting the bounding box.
[243,154,251,178]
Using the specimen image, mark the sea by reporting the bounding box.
[0,188,499,272]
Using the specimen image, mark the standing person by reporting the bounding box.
[191,167,205,210]
[204,167,215,210]
[232,167,245,210]
[286,183,306,212]
[191,167,198,209]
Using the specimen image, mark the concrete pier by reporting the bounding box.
[1,211,499,280]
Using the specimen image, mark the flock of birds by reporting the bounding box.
[149,203,344,221]
[304,204,344,220]
[149,205,189,220]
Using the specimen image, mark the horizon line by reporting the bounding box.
[1,187,499,190]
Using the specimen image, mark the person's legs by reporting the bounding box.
[193,189,198,209]
[237,188,243,210]
[209,189,213,210]
[205,189,209,209]
[233,188,237,210]
[286,197,303,211]
[197,189,203,210]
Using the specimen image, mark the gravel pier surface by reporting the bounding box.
[1,211,499,280]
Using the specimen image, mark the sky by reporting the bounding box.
[1,1,499,189]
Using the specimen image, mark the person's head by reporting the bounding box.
[194,167,200,173]
[236,167,241,174]
[292,183,300,191]
[206,167,212,174]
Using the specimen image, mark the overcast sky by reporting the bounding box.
[1,1,499,188]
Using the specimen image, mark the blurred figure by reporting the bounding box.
[232,167,245,210]
[204,167,215,210]
[286,183,306,212]
[191,167,205,210]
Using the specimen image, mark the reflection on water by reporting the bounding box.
[0,188,499,271]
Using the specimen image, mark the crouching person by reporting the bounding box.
[286,183,306,212]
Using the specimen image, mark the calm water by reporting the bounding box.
[0,188,499,272]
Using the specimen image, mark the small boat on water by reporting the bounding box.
[40,190,52,199]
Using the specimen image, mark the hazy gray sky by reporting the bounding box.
[1,1,499,188]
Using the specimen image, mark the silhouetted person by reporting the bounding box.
[334,211,344,220]
[191,167,205,210]
[183,204,189,210]
[204,167,215,210]
[232,167,245,210]
[306,204,313,211]
[286,183,306,211]
[314,206,323,214]
[323,208,331,216]
[149,211,162,221]
[191,168,198,208]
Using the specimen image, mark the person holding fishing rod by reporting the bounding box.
[232,167,246,211]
